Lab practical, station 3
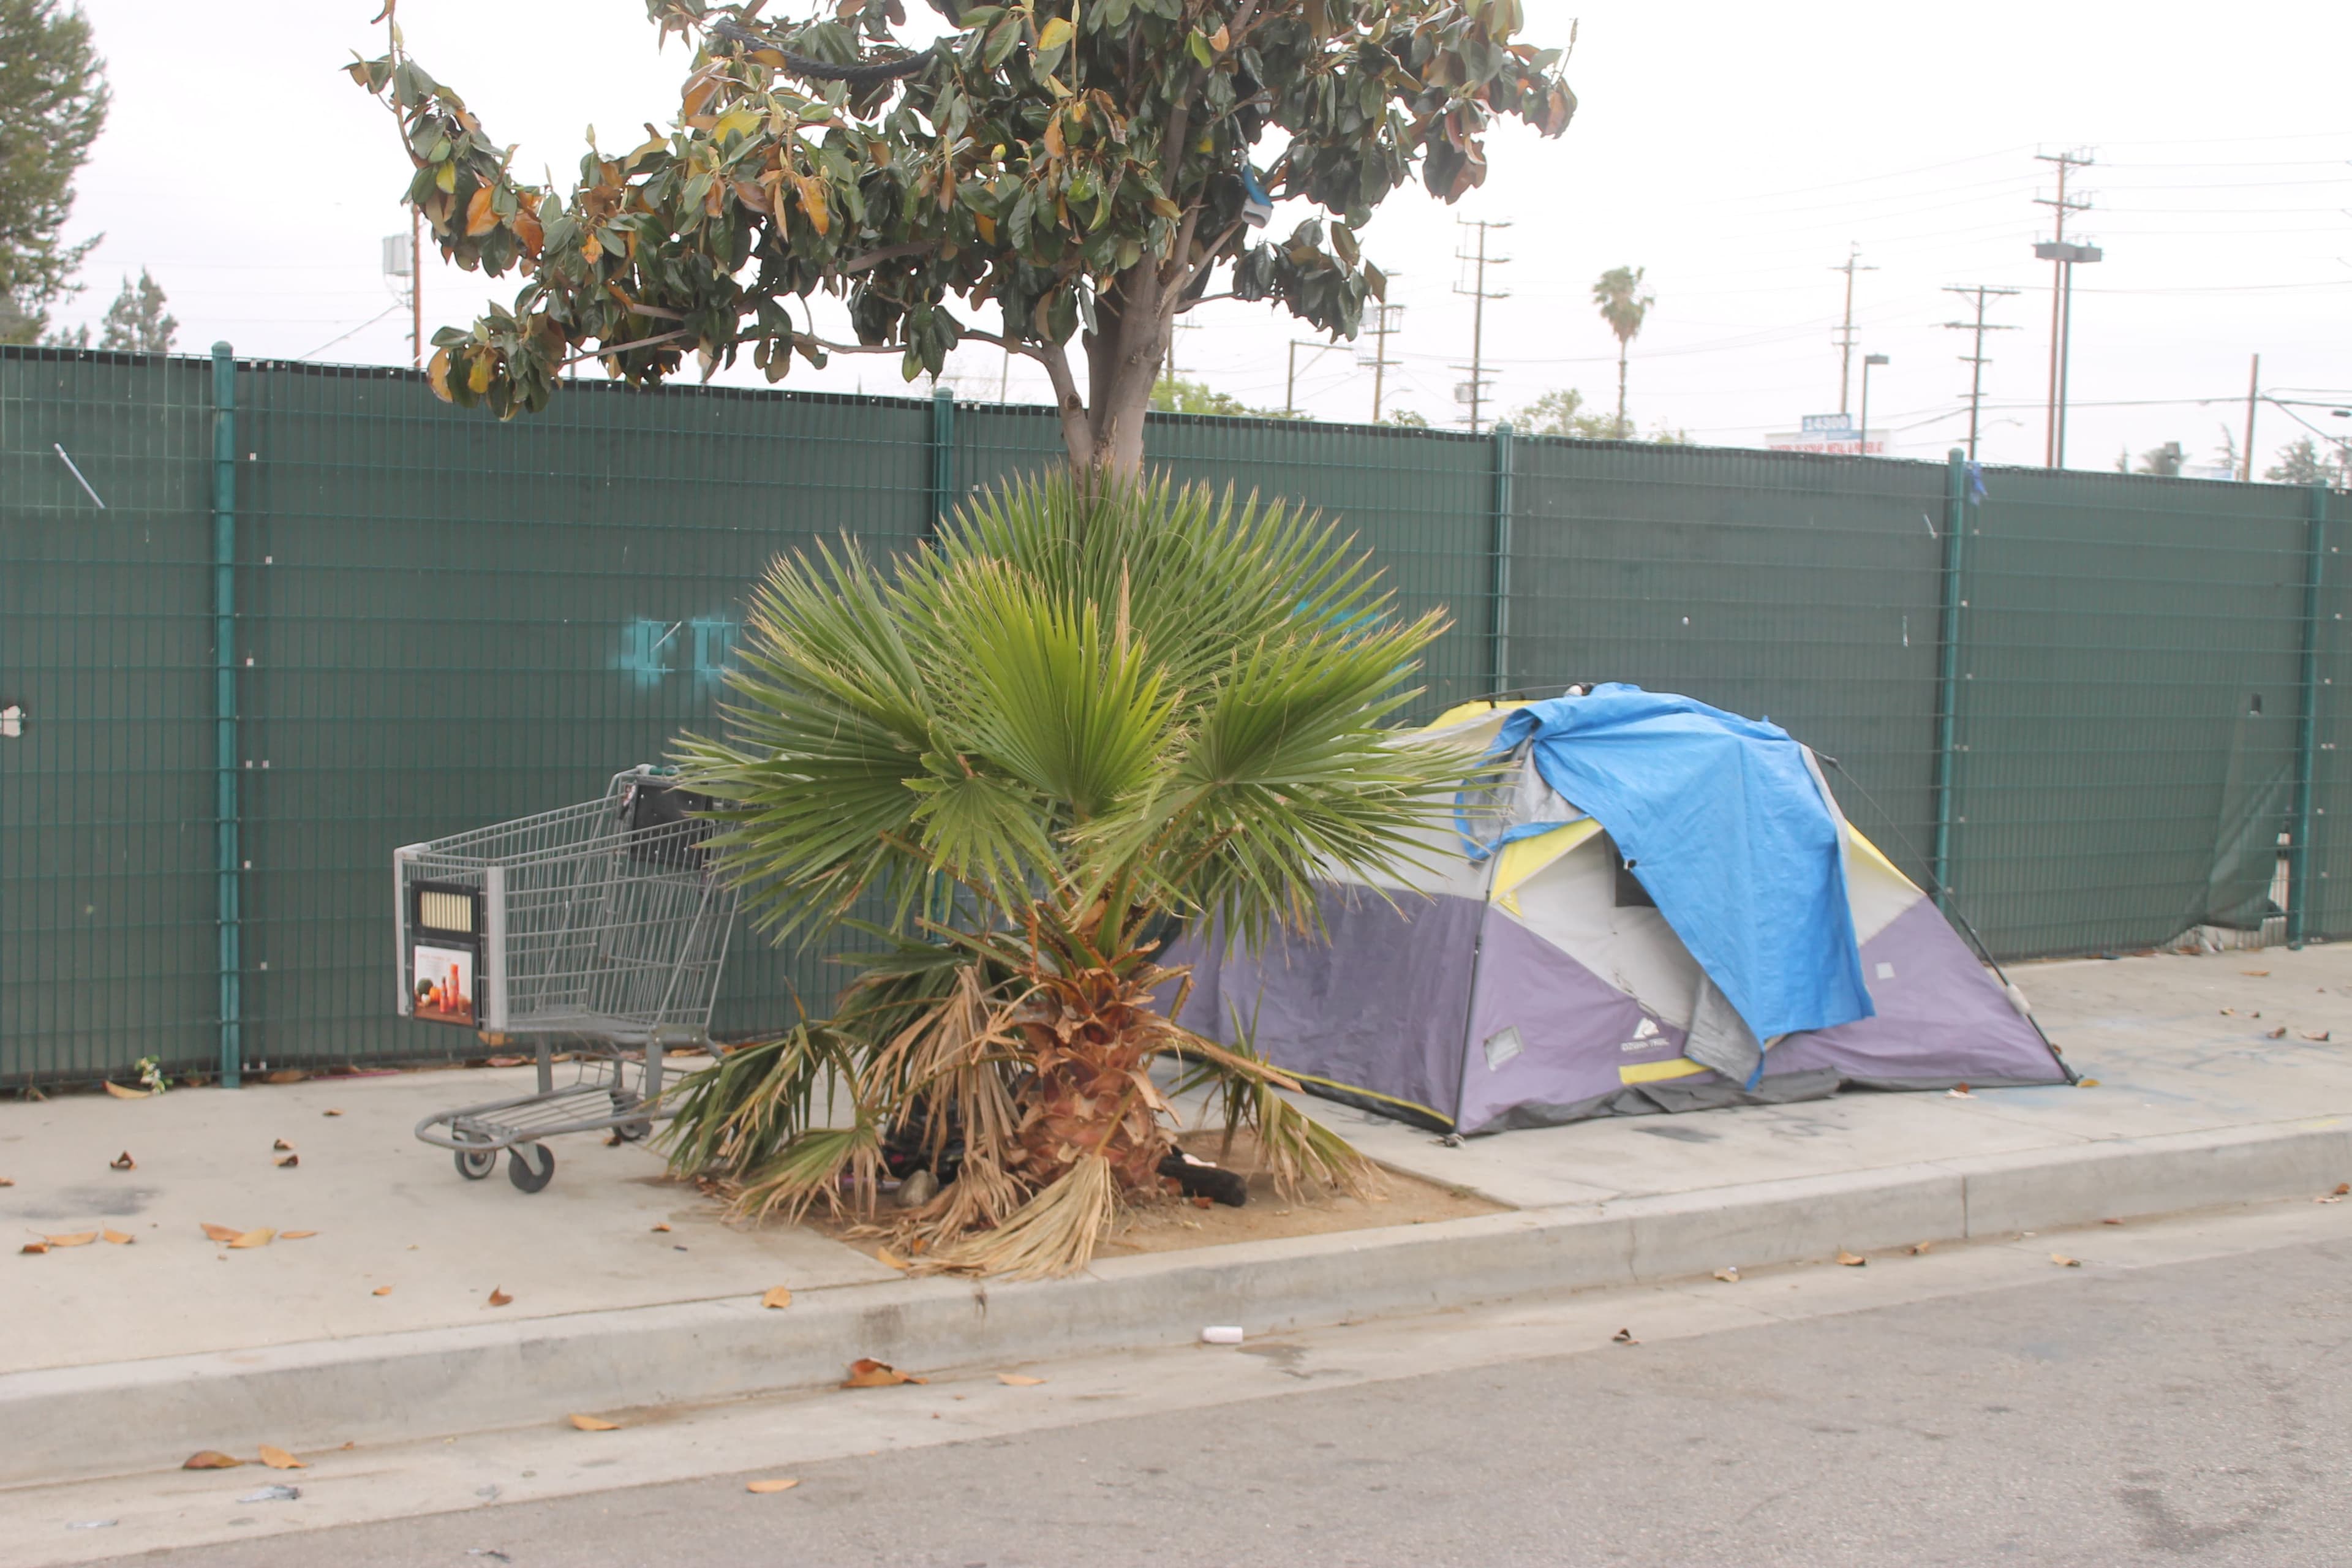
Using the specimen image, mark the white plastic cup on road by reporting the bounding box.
[1200,1325,1245,1345]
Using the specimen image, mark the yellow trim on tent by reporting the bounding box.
[1619,1057,1711,1085]
[1844,823,1914,889]
[1492,818,1604,913]
[1423,697,1529,732]
[1280,1069,1453,1128]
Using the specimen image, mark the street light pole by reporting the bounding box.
[1859,353,1889,459]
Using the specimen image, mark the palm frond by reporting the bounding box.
[921,1153,1119,1280]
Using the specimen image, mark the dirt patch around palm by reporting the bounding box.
[805,1125,1507,1264]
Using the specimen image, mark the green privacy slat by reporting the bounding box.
[2,347,2340,1085]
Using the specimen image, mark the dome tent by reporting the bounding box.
[1172,686,2069,1136]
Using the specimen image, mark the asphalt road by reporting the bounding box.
[108,1233,2352,1568]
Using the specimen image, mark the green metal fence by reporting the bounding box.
[1,344,2339,1086]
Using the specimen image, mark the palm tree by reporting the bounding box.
[661,472,1479,1277]
[1592,266,1655,439]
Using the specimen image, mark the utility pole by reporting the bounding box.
[1830,244,1876,415]
[1940,284,2021,463]
[2241,353,2261,481]
[1452,219,1511,433]
[1362,299,1405,421]
[2034,148,2097,467]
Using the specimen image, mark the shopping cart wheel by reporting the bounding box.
[508,1142,557,1193]
[452,1130,497,1181]
[610,1090,653,1143]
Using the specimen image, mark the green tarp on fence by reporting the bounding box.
[1,345,2340,1084]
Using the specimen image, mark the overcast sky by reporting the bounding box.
[48,1,2352,472]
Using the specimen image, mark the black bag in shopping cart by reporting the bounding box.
[618,774,720,871]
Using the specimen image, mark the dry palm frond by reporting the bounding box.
[1253,1088,1383,1202]
[734,1121,887,1224]
[1173,1008,1381,1202]
[921,1153,1119,1280]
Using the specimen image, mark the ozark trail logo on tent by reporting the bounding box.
[1619,1018,1662,1053]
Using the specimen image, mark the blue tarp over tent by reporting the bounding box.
[1493,685,1875,1040]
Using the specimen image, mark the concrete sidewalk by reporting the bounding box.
[6,945,2351,1486]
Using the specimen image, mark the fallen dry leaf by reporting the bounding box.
[274,1153,300,1169]
[760,1286,793,1310]
[567,1414,619,1431]
[2267,1026,2289,1039]
[273,1139,293,1152]
[2303,1030,2332,1042]
[841,1357,926,1389]
[1190,1195,1214,1210]
[182,1451,243,1471]
[650,1223,672,1233]
[744,1477,799,1493]
[108,1151,136,1170]
[2335,1183,2350,1196]
[1712,1267,1740,1283]
[997,1373,1046,1385]
[2050,1252,2082,1267]
[201,1223,242,1243]
[46,1232,97,1248]
[486,1287,513,1307]
[102,1081,148,1101]
[101,1229,133,1245]
[20,1242,47,1255]
[1909,1241,1934,1256]
[2220,1006,2238,1016]
[2101,1218,2125,1226]
[372,1285,393,1295]
[2078,1077,2103,1087]
[0,1177,12,1186]
[227,1228,276,1250]
[281,1230,317,1240]
[1837,1250,1867,1267]
[265,1069,305,1085]
[874,1250,909,1271]
[257,1446,306,1471]
[322,1109,344,1117]
[1611,1328,1638,1344]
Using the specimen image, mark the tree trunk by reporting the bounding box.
[1039,263,1170,475]
[1615,344,1629,440]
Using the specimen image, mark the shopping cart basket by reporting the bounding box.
[396,766,737,1193]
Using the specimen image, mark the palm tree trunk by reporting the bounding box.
[1615,344,1629,439]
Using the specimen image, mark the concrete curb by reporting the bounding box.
[6,1116,2347,1486]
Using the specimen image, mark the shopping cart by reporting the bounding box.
[396,766,737,1193]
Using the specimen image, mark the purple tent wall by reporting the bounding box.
[1169,888,1482,1125]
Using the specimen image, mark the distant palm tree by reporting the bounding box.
[1593,266,1655,439]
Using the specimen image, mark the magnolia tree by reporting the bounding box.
[349,0,1573,470]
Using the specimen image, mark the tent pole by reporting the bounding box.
[2288,482,2331,949]
[1931,449,1969,916]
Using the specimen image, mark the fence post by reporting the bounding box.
[2289,482,2330,949]
[210,343,243,1088]
[929,386,957,532]
[1490,421,1515,695]
[1931,448,1969,911]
